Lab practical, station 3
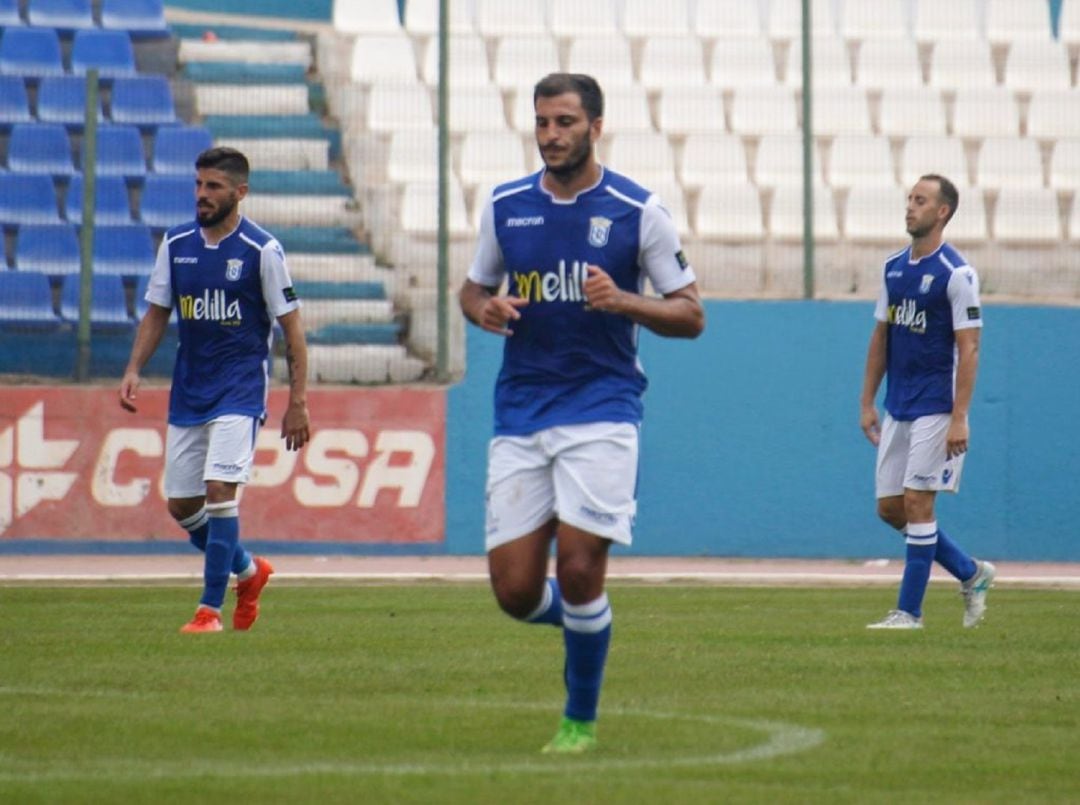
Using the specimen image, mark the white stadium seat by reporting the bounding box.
[565,36,636,89]
[992,187,1061,242]
[350,35,418,85]
[899,136,969,187]
[709,39,778,89]
[855,39,923,91]
[695,184,764,239]
[423,34,489,87]
[841,0,910,41]
[550,0,618,38]
[622,0,691,37]
[913,0,981,42]
[693,0,762,38]
[827,135,895,189]
[754,133,823,187]
[333,0,401,34]
[1003,40,1072,93]
[386,129,439,184]
[811,86,872,136]
[639,36,707,89]
[493,36,560,91]
[768,183,839,241]
[600,85,656,133]
[366,83,433,131]
[843,184,905,242]
[877,88,948,137]
[655,85,726,135]
[951,88,1020,138]
[459,131,528,188]
[784,37,851,87]
[399,180,471,235]
[943,186,988,243]
[404,0,474,36]
[1028,91,1080,141]
[1070,194,1080,239]
[1049,139,1080,189]
[604,131,677,186]
[474,0,549,37]
[985,0,1055,44]
[447,85,508,133]
[768,0,836,40]
[1061,0,1080,47]
[928,40,997,91]
[679,133,748,190]
[975,138,1044,189]
[730,86,798,135]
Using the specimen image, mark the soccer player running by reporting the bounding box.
[860,174,994,630]
[459,73,704,753]
[119,147,310,633]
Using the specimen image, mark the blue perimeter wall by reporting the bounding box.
[446,300,1080,561]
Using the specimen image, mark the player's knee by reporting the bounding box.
[167,498,199,522]
[556,557,602,603]
[876,499,906,531]
[491,581,542,620]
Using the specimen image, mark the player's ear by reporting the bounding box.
[589,114,603,144]
[235,181,249,201]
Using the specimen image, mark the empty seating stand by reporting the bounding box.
[14,222,80,274]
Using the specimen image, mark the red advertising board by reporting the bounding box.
[0,387,445,543]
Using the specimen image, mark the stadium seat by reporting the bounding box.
[1049,139,1080,190]
[332,0,401,34]
[404,0,474,36]
[992,187,1062,242]
[622,0,690,37]
[730,86,798,136]
[365,83,432,132]
[474,0,548,37]
[458,130,527,189]
[913,0,981,41]
[0,271,59,324]
[109,76,177,129]
[0,0,22,26]
[975,138,1044,190]
[0,26,64,78]
[565,36,636,90]
[99,0,168,37]
[754,134,823,187]
[35,76,105,128]
[855,39,923,91]
[943,186,988,242]
[951,88,1020,138]
[604,131,677,187]
[60,273,131,324]
[91,223,155,275]
[1028,90,1080,141]
[877,88,948,137]
[151,125,212,174]
[598,85,654,133]
[1060,0,1080,47]
[139,173,196,230]
[639,36,707,89]
[6,122,75,177]
[784,37,851,87]
[768,183,839,241]
[841,0,909,40]
[87,125,147,181]
[695,184,764,239]
[679,133,748,190]
[0,173,62,226]
[843,184,905,242]
[768,0,836,40]
[550,0,618,38]
[14,222,79,274]
[1003,40,1071,93]
[27,0,94,30]
[0,75,32,128]
[384,129,439,184]
[447,85,507,133]
[351,34,419,86]
[694,0,762,38]
[422,34,488,87]
[1070,195,1080,240]
[399,181,470,235]
[70,29,137,79]
[928,40,996,91]
[493,36,559,91]
[827,135,895,189]
[65,174,133,224]
[655,86,725,135]
[899,136,969,187]
[985,0,1054,44]
[812,86,872,136]
[709,39,777,89]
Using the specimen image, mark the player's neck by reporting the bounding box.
[541,161,601,200]
[910,232,943,261]
[201,213,242,247]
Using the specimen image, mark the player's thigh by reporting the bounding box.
[204,415,261,484]
[905,413,964,493]
[164,423,211,499]
[487,520,557,610]
[484,433,556,553]
[549,422,638,546]
[875,414,910,499]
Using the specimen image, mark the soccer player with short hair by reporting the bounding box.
[460,73,705,752]
[860,174,995,630]
[119,146,310,633]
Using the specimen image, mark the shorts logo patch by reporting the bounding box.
[966,306,980,320]
[588,216,612,247]
[942,468,952,485]
[283,286,298,303]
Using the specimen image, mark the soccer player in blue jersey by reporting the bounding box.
[119,147,310,633]
[860,174,995,630]
[459,73,705,753]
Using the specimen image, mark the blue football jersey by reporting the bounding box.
[144,216,300,426]
[468,168,696,436]
[873,242,982,420]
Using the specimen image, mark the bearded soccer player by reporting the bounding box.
[120,146,310,633]
[460,73,705,752]
[860,174,995,630]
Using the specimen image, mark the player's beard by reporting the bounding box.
[197,194,238,228]
[906,219,933,239]
[542,134,593,181]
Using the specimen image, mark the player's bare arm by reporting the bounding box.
[859,321,888,445]
[583,265,704,338]
[947,327,980,458]
[459,279,530,337]
[119,303,172,412]
[277,309,310,451]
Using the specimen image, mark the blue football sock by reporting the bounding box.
[934,528,977,582]
[178,505,252,576]
[897,522,938,618]
[562,594,612,722]
[525,578,564,626]
[200,502,239,609]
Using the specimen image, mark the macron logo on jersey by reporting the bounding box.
[513,260,588,303]
[506,216,545,227]
[179,289,242,323]
[887,298,927,334]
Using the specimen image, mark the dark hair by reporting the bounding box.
[195,146,249,184]
[533,73,604,121]
[920,173,959,224]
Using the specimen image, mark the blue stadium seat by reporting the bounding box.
[0,75,32,128]
[0,0,23,26]
[60,273,131,324]
[0,173,62,226]
[109,76,177,130]
[91,223,154,276]
[15,222,80,275]
[88,125,147,181]
[6,122,75,177]
[101,0,169,37]
[66,174,133,224]
[71,29,137,79]
[139,173,194,230]
[0,26,64,78]
[152,125,212,174]
[0,271,60,325]
[27,0,94,31]
[36,75,105,128]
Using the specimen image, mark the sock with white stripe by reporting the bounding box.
[524,578,564,626]
[200,502,240,609]
[178,505,253,577]
[897,522,938,618]
[562,594,612,722]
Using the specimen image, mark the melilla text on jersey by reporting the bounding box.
[513,259,590,303]
[886,297,927,334]
[178,288,243,324]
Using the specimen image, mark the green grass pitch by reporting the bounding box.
[0,583,1077,804]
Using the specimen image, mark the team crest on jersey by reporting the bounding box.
[919,274,934,294]
[225,259,244,281]
[588,216,612,247]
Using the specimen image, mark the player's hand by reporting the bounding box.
[946,417,969,459]
[479,295,529,336]
[860,405,880,446]
[281,401,310,451]
[119,372,140,413]
[583,265,625,313]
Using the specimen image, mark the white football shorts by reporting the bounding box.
[875,412,965,498]
[163,414,261,498]
[484,422,639,551]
